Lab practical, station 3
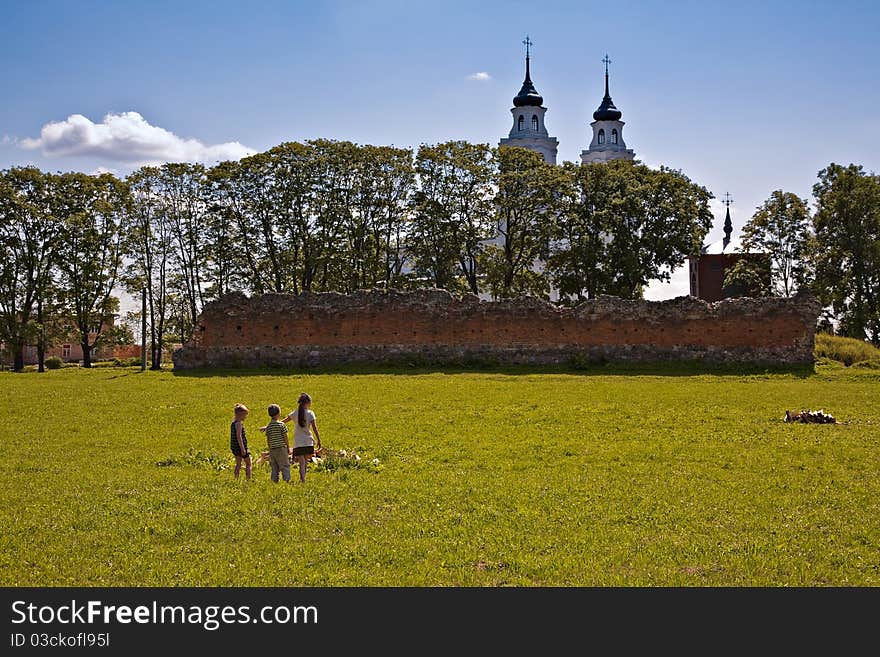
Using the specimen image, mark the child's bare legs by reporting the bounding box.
[234,454,252,480]
[297,455,307,483]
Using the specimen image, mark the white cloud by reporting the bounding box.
[467,72,491,81]
[21,111,255,165]
[644,266,691,301]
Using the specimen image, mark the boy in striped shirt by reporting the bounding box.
[265,404,291,483]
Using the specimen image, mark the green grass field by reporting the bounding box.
[1,361,878,586]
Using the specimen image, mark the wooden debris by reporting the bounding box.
[784,409,838,424]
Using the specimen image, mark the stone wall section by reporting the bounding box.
[173,289,821,368]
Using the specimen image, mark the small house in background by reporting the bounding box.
[689,196,770,302]
[15,320,117,366]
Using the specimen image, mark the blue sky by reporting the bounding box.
[2,0,878,298]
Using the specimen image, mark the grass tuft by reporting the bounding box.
[814,333,880,366]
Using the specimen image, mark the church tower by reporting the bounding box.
[499,37,558,165]
[580,55,635,164]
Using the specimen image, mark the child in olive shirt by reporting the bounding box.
[265,404,292,483]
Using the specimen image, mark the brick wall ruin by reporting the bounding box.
[172,289,821,369]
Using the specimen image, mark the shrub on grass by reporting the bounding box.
[851,358,880,370]
[113,357,143,367]
[814,333,880,366]
[45,356,63,370]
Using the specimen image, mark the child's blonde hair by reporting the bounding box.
[234,403,249,415]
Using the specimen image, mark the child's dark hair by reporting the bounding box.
[297,392,312,427]
[268,404,280,418]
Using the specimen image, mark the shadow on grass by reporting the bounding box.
[171,361,817,379]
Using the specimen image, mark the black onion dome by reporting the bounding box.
[593,94,622,121]
[513,57,543,107]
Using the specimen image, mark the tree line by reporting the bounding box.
[1,139,877,371]
[725,163,880,342]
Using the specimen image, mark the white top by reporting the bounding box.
[287,409,316,448]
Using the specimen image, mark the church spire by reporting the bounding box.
[525,35,532,81]
[513,36,543,107]
[593,54,622,121]
[500,35,558,164]
[722,192,734,248]
[603,53,611,98]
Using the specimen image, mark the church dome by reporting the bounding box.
[593,94,622,121]
[513,48,543,107]
[514,80,544,107]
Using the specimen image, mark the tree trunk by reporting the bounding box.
[81,339,92,368]
[13,338,25,372]
[152,330,162,370]
[37,297,45,373]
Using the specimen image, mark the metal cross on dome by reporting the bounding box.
[722,192,734,207]
[602,54,612,74]
[523,36,533,57]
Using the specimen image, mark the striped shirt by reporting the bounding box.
[265,419,288,449]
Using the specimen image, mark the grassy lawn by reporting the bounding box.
[1,362,878,586]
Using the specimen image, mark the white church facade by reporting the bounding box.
[498,41,635,166]
[492,42,636,302]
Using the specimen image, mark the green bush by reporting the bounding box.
[112,357,143,367]
[814,333,880,366]
[45,356,63,370]
[851,357,880,370]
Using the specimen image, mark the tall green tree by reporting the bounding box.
[601,161,713,299]
[267,141,316,294]
[356,144,414,290]
[55,172,128,367]
[482,146,564,299]
[0,167,62,371]
[206,159,268,294]
[308,139,359,292]
[739,190,812,297]
[409,141,494,294]
[124,166,173,369]
[159,163,209,338]
[811,163,880,342]
[202,165,244,299]
[410,145,467,291]
[721,256,773,298]
[547,162,611,302]
[207,154,292,295]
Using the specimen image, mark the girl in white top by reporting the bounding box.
[281,392,322,483]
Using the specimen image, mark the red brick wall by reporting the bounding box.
[198,307,805,349]
[112,345,142,359]
[174,290,821,368]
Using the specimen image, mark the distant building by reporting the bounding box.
[498,42,635,166]
[580,55,635,164]
[7,317,119,366]
[498,37,559,164]
[689,199,770,301]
